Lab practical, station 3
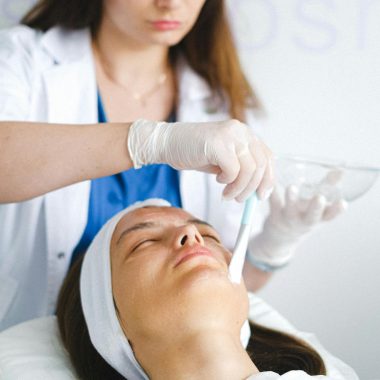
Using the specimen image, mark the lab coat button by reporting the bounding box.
[57,252,65,259]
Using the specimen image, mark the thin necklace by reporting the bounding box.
[130,72,167,106]
[93,44,168,107]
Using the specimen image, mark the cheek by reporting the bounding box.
[187,1,206,24]
[112,256,166,322]
[104,0,142,29]
[104,0,124,16]
[114,269,174,342]
[208,242,232,266]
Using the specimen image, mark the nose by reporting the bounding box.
[174,224,204,249]
[155,0,181,9]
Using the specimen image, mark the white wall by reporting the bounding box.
[227,1,380,379]
[1,0,379,378]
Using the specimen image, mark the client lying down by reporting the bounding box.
[56,199,357,380]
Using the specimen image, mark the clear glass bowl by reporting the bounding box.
[275,155,380,203]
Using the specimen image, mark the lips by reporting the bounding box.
[174,246,215,268]
[151,20,181,31]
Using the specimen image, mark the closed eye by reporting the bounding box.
[131,239,158,253]
[202,234,221,243]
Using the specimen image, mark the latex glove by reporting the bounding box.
[127,119,274,201]
[248,185,348,268]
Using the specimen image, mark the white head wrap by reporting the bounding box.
[80,198,251,379]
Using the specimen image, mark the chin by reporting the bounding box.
[175,274,248,327]
[148,33,187,46]
[182,265,249,302]
[176,265,233,296]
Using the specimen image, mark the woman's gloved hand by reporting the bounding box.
[247,185,348,269]
[127,119,274,202]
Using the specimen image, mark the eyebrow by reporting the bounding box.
[116,218,214,245]
[187,218,213,229]
[117,222,157,245]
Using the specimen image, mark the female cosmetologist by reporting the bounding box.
[0,0,343,331]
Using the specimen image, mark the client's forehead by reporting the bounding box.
[115,206,198,235]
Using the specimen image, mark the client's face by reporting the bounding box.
[110,206,249,347]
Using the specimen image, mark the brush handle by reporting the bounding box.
[229,193,258,283]
[241,193,258,225]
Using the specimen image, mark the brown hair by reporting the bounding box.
[56,257,326,379]
[21,0,261,120]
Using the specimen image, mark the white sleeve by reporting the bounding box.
[0,26,37,121]
[248,293,359,380]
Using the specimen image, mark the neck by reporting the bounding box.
[137,330,259,380]
[93,15,170,84]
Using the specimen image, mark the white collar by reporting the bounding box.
[40,26,92,64]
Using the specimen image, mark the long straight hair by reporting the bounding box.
[21,0,261,120]
[56,257,326,379]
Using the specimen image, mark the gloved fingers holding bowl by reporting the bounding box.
[247,176,348,272]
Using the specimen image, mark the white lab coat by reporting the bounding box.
[0,26,261,330]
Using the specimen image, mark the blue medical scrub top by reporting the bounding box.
[70,93,181,265]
